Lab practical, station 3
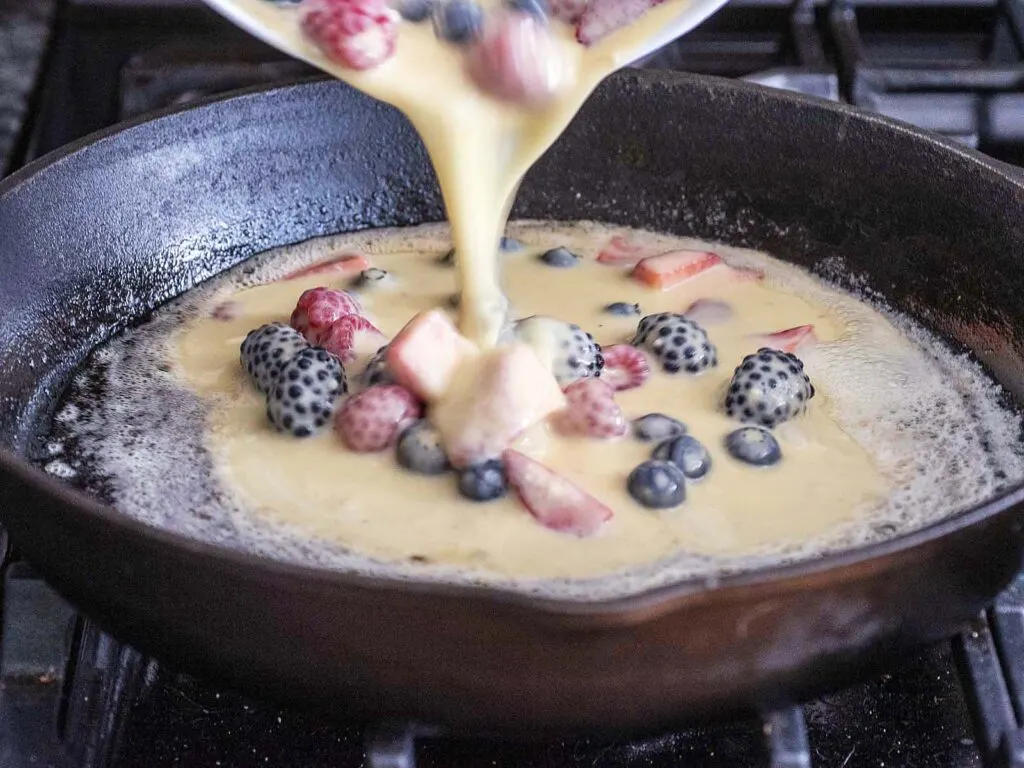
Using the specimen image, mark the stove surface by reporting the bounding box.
[2,1,1024,766]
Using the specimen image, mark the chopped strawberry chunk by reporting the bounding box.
[281,253,371,282]
[319,314,387,362]
[632,249,723,291]
[433,345,565,468]
[600,345,651,392]
[387,309,477,402]
[683,298,732,326]
[467,11,567,105]
[503,450,612,537]
[755,324,817,353]
[576,0,666,46]
[596,234,653,266]
[290,287,364,344]
[335,384,422,452]
[299,0,400,71]
[552,378,627,438]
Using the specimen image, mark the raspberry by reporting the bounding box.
[300,0,400,71]
[600,344,650,392]
[319,314,387,363]
[290,287,363,344]
[552,378,627,439]
[334,384,423,452]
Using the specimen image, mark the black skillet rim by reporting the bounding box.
[1,69,1023,617]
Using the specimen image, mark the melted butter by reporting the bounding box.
[174,224,888,580]
[208,0,699,346]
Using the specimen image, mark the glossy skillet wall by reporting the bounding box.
[0,71,1023,734]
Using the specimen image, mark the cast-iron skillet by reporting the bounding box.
[1,70,1024,735]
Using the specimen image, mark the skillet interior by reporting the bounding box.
[1,70,1024,733]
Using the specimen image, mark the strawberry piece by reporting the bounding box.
[503,449,613,537]
[552,378,627,438]
[550,0,589,24]
[596,234,652,266]
[467,12,568,105]
[683,298,732,326]
[600,345,651,392]
[319,314,387,362]
[335,384,422,452]
[432,345,566,468]
[299,0,399,71]
[731,267,765,283]
[282,253,371,282]
[754,324,817,353]
[386,309,478,402]
[576,0,666,45]
[211,300,240,321]
[632,249,723,291]
[290,287,364,344]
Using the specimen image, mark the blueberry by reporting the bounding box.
[397,421,450,475]
[395,0,435,21]
[627,460,686,509]
[352,267,390,289]
[605,302,641,317]
[725,427,782,467]
[432,1,483,44]
[501,0,548,16]
[632,413,687,443]
[653,435,711,480]
[538,246,579,268]
[458,459,508,502]
[440,238,519,266]
[504,0,548,17]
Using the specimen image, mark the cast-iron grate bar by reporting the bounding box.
[953,613,1024,768]
[765,706,812,768]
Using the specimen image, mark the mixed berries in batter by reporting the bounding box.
[236,231,818,538]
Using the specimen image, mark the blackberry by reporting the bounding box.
[724,348,814,428]
[631,313,716,375]
[266,348,347,438]
[240,322,309,394]
[514,316,604,387]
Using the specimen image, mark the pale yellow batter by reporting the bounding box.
[173,222,889,580]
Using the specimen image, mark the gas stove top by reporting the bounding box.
[2,1,1024,766]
